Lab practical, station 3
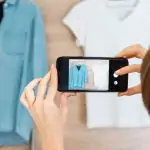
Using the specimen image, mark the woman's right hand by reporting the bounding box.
[20,65,74,150]
[115,44,147,96]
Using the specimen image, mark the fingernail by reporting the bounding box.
[45,72,50,78]
[36,78,42,81]
[118,93,121,97]
[119,92,128,97]
[51,64,54,68]
[118,94,123,97]
[115,70,120,75]
[118,92,125,96]
[51,64,55,69]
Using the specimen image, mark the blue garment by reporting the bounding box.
[69,64,88,89]
[0,0,48,146]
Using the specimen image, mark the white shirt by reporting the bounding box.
[63,0,150,128]
[92,62,109,90]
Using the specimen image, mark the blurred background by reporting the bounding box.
[2,0,150,150]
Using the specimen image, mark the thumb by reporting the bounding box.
[60,93,69,116]
[47,64,58,102]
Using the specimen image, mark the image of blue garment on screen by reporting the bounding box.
[69,64,88,89]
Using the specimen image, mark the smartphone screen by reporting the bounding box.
[57,57,128,92]
[69,59,109,90]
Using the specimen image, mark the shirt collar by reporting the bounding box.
[6,0,17,5]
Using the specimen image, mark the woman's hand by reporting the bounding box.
[115,44,147,96]
[20,64,74,150]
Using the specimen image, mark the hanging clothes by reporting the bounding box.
[0,0,48,146]
[63,0,150,128]
[92,63,109,90]
[69,64,88,89]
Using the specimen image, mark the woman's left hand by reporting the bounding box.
[20,64,75,150]
[115,44,147,96]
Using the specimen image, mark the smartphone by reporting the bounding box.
[56,56,128,92]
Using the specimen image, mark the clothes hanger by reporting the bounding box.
[71,60,85,65]
[105,0,139,8]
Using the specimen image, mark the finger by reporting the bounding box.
[126,85,141,96]
[25,88,35,107]
[60,93,68,108]
[20,91,29,109]
[62,92,77,98]
[24,79,41,107]
[21,79,41,108]
[47,64,58,102]
[60,92,76,114]
[60,93,69,116]
[59,92,76,107]
[118,85,141,96]
[115,64,141,75]
[26,78,41,90]
[115,45,138,58]
[115,47,136,58]
[115,45,146,59]
[37,72,50,100]
[118,91,128,97]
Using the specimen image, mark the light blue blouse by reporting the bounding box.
[69,64,88,89]
[0,0,48,145]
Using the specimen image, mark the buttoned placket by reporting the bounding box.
[0,1,15,56]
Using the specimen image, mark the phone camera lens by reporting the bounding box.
[113,73,118,78]
[114,81,118,85]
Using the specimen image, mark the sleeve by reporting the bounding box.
[69,66,72,88]
[85,66,88,83]
[32,9,48,78]
[15,6,48,142]
[63,2,88,47]
[69,66,74,89]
